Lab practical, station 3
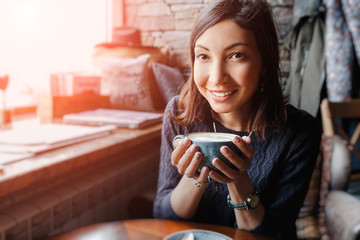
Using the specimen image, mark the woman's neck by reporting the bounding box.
[212,111,249,132]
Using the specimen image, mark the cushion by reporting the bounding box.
[296,153,321,240]
[318,135,352,239]
[93,44,170,111]
[152,62,185,103]
[93,54,156,111]
[297,135,354,240]
[324,190,360,240]
[329,135,351,190]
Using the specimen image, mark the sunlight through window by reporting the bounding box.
[0,0,111,108]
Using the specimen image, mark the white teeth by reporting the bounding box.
[212,91,233,97]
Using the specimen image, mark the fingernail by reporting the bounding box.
[234,136,241,143]
[212,159,219,166]
[191,144,198,151]
[221,146,229,154]
[183,137,191,145]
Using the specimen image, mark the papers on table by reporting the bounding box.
[63,108,163,129]
[0,152,34,165]
[0,109,162,165]
[0,124,116,164]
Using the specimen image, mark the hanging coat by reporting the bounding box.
[284,16,326,117]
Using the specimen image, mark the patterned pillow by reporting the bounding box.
[93,44,170,110]
[93,54,156,111]
[152,62,185,103]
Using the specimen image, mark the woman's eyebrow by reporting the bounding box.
[194,44,209,50]
[195,42,251,51]
[225,42,251,51]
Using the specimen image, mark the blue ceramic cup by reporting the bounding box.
[173,132,244,174]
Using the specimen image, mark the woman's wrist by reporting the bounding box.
[170,175,208,219]
[227,172,254,202]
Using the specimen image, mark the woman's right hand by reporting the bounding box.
[169,137,210,219]
[171,137,210,183]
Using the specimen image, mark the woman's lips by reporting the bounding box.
[209,90,236,102]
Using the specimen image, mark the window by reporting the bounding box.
[0,0,112,109]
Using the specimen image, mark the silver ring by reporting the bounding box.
[172,135,185,149]
[194,176,211,188]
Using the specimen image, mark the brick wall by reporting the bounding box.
[123,0,294,82]
[0,142,160,240]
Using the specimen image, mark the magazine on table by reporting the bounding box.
[63,108,163,129]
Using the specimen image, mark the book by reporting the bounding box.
[0,152,34,165]
[63,108,163,129]
[0,124,116,155]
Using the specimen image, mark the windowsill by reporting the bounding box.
[0,116,162,199]
[0,107,37,130]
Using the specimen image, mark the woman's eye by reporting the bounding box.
[230,52,246,59]
[196,54,209,60]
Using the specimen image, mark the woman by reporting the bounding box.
[153,0,321,239]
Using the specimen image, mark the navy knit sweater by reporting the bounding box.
[153,96,321,240]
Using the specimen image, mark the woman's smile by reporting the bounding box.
[209,89,237,102]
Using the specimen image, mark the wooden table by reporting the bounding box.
[46,219,274,240]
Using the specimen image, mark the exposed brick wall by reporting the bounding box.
[0,141,160,240]
[123,0,294,82]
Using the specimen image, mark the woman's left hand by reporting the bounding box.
[209,135,254,183]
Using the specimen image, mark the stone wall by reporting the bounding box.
[123,0,294,81]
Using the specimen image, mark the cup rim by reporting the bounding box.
[186,132,236,142]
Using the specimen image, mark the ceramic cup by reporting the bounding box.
[173,132,244,174]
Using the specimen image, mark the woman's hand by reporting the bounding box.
[171,137,210,183]
[170,137,210,219]
[209,135,254,184]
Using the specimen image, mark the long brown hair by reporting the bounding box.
[172,0,286,139]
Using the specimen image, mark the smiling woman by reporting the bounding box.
[0,0,111,108]
[153,1,322,240]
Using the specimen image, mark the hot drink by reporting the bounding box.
[187,132,235,142]
[174,132,243,174]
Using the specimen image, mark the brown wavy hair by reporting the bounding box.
[171,0,286,139]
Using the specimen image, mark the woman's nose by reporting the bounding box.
[209,61,228,84]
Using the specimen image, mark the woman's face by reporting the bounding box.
[194,19,263,117]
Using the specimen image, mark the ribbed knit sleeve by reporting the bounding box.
[153,96,183,220]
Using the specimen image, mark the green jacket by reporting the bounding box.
[283,16,325,117]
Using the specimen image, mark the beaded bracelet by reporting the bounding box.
[227,194,248,210]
